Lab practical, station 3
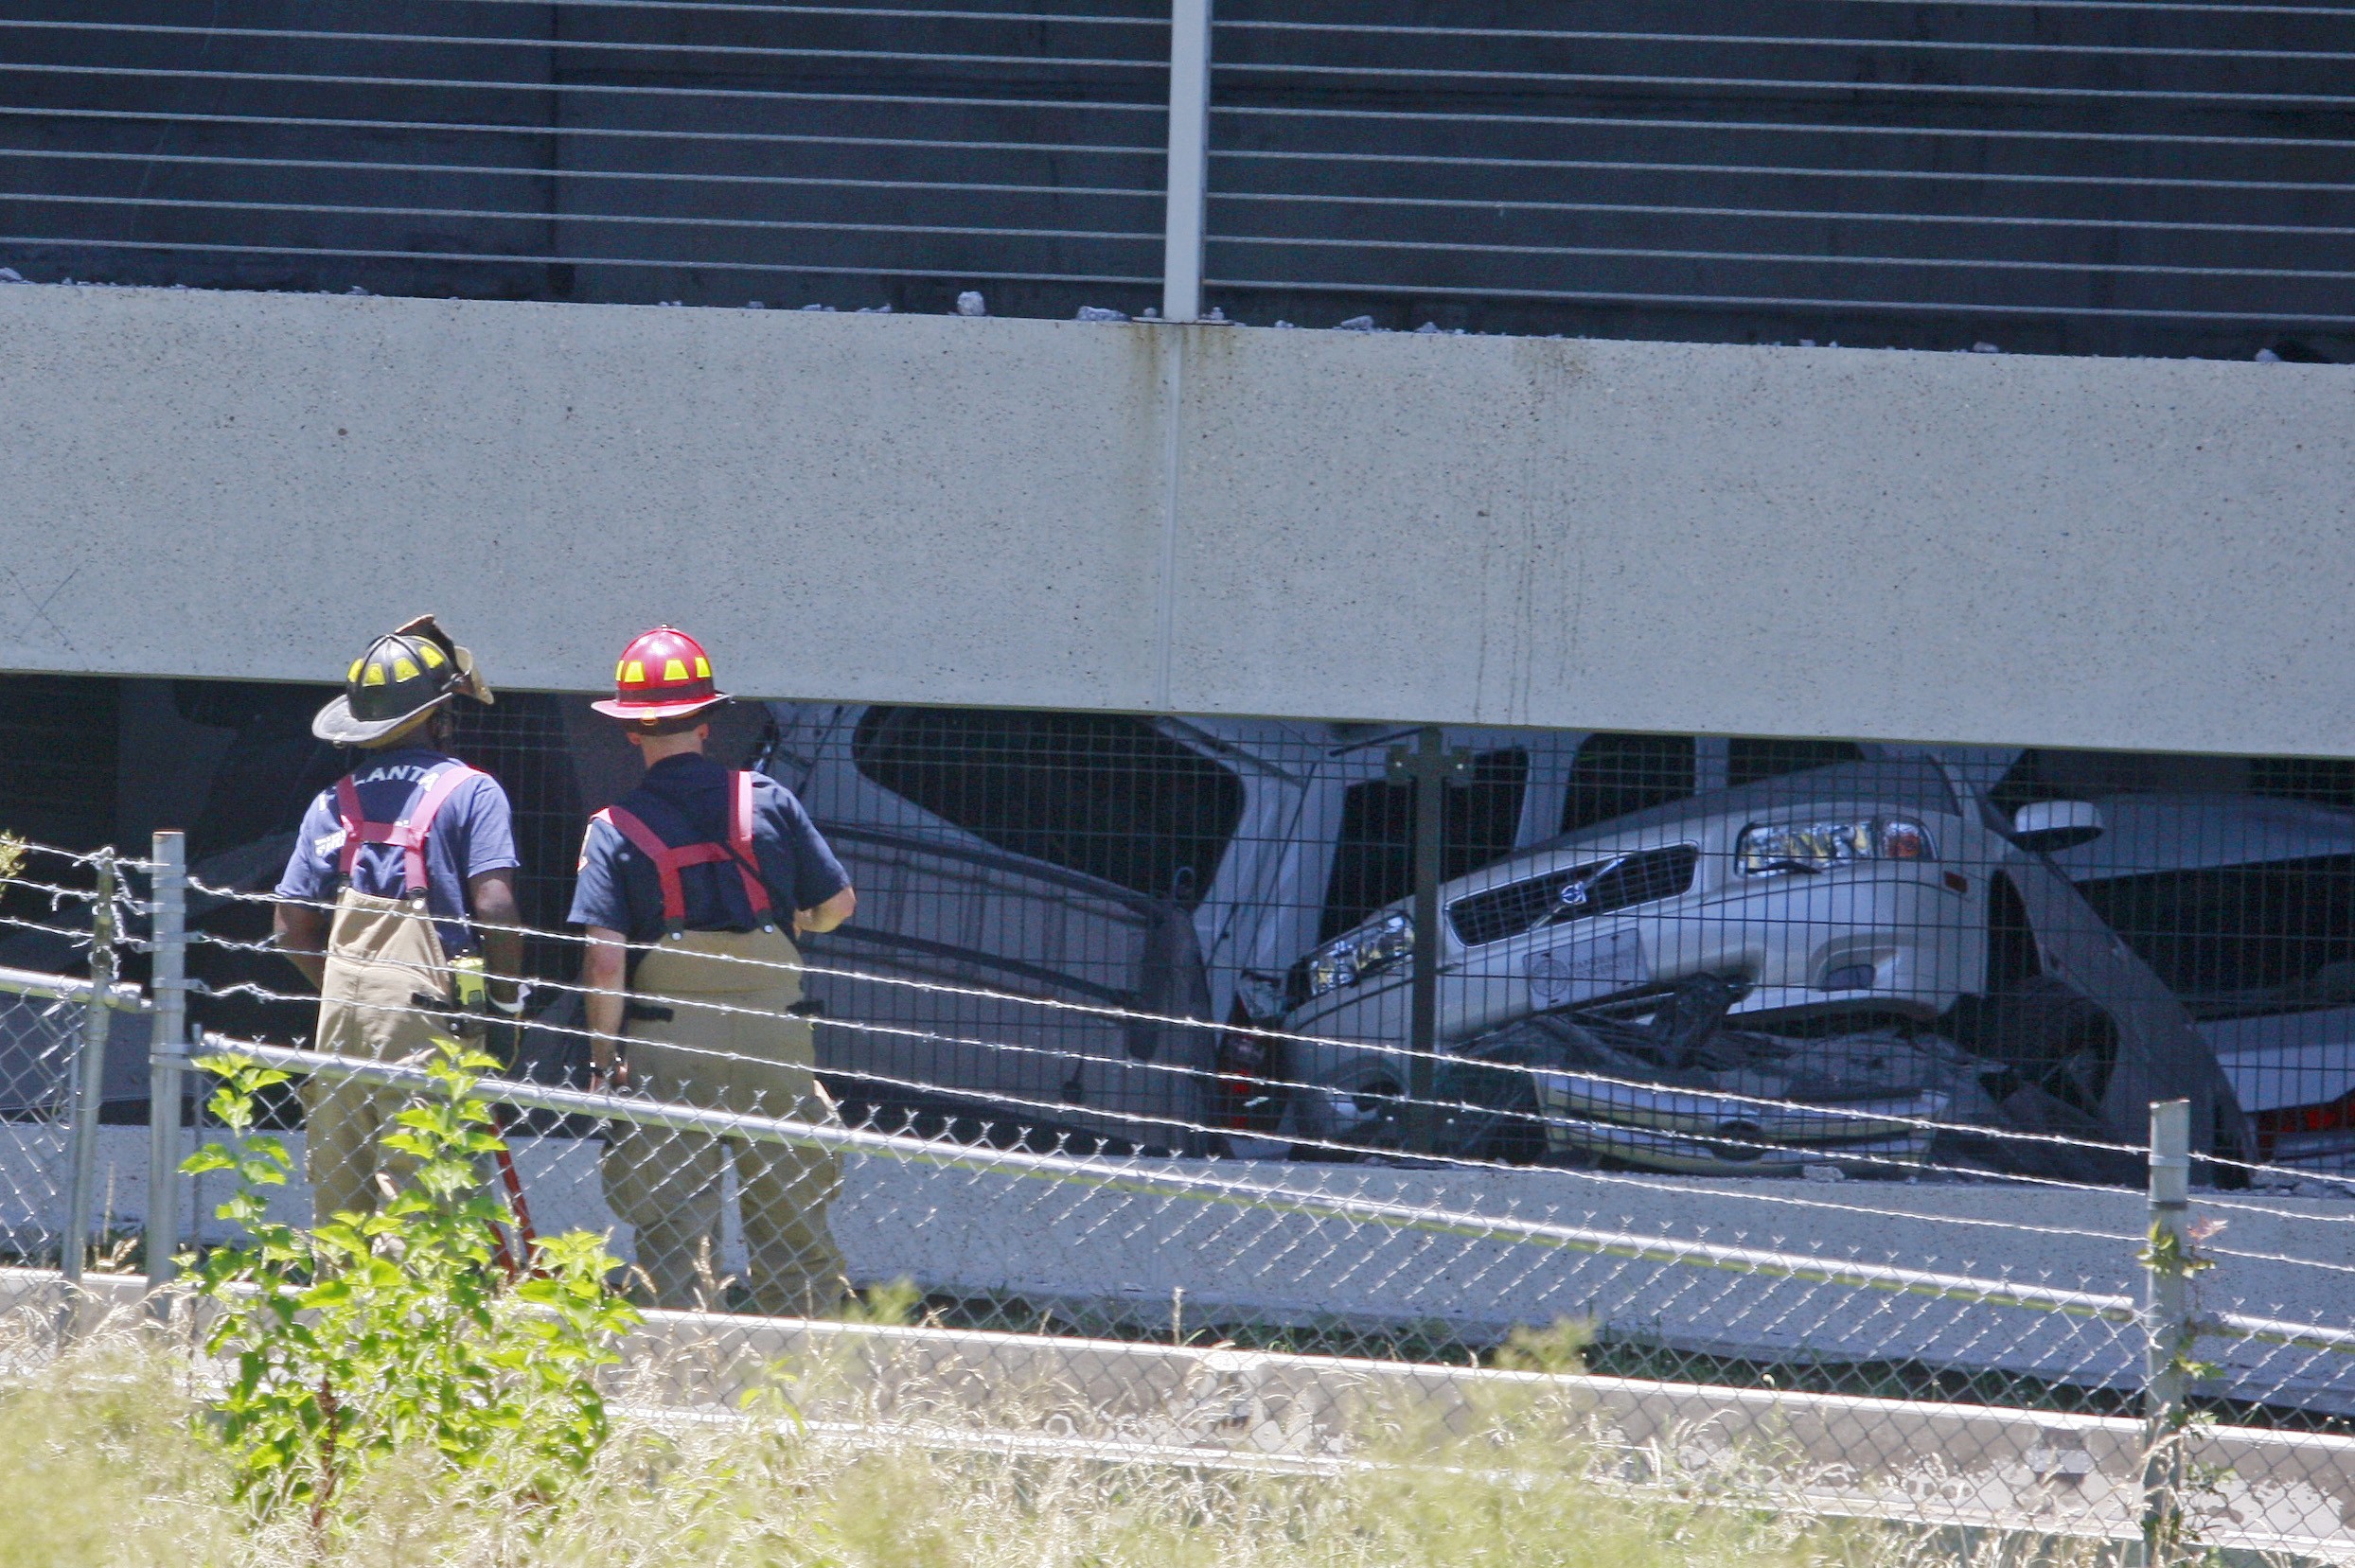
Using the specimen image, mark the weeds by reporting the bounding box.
[0,1036,2143,1566]
[182,1040,638,1532]
[0,1323,2094,1568]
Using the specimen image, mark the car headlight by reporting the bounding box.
[1301,910,1415,1002]
[1735,817,1934,877]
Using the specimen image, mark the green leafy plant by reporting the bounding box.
[0,831,25,884]
[1492,1317,1596,1376]
[182,1039,639,1534]
[2135,1216,2226,1562]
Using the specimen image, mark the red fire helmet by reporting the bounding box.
[591,625,731,722]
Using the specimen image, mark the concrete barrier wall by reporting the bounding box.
[2,284,2348,754]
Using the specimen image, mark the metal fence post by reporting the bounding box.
[1160,0,1213,324]
[61,850,116,1287]
[146,831,186,1290]
[1390,727,1466,1154]
[2139,1097,2193,1564]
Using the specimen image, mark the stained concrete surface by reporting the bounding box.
[2,285,2350,754]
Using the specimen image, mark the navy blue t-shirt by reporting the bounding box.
[568,753,850,943]
[275,748,521,954]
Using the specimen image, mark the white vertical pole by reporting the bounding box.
[1160,0,1213,325]
[147,830,186,1291]
[2139,1097,2193,1566]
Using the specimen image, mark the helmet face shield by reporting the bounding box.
[592,625,731,722]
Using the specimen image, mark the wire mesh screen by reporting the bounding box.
[0,0,1171,317]
[90,683,2355,1189]
[17,674,2355,1547]
[1203,2,2355,356]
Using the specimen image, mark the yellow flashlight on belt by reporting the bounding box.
[451,953,488,1013]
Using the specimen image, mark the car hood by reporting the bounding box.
[1433,757,1971,914]
[1532,758,1964,856]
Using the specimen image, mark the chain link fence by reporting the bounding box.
[9,779,2355,1553]
[0,842,149,1277]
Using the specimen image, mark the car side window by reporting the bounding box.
[1726,737,1867,789]
[850,706,1243,909]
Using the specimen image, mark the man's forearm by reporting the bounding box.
[581,928,630,1073]
[274,906,328,991]
[466,870,525,1008]
[586,987,626,1069]
[482,926,525,1007]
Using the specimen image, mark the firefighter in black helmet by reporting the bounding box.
[272,615,525,1225]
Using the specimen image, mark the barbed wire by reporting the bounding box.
[2203,1243,2355,1278]
[9,846,2326,1201]
[0,914,96,945]
[14,843,157,872]
[193,878,2181,1169]
[184,1030,2157,1323]
[181,943,2187,1233]
[0,878,100,905]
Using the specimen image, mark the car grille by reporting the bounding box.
[1447,843,1700,948]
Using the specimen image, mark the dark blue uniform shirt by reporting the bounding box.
[568,753,850,944]
[275,748,521,955]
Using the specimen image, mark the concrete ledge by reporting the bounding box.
[4,285,2352,753]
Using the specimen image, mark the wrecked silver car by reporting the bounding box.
[1263,759,2250,1182]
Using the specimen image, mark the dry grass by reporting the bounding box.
[0,1325,2121,1568]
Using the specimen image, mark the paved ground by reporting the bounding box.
[51,1126,2355,1413]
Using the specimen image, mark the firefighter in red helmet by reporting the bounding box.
[570,626,858,1316]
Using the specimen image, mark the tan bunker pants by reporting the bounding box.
[602,927,846,1318]
[307,890,465,1226]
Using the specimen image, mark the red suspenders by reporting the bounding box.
[333,761,482,899]
[593,769,774,933]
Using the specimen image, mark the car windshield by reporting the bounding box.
[2071,854,2355,1020]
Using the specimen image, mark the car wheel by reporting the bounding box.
[1334,1080,1409,1154]
[1432,1061,1553,1165]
